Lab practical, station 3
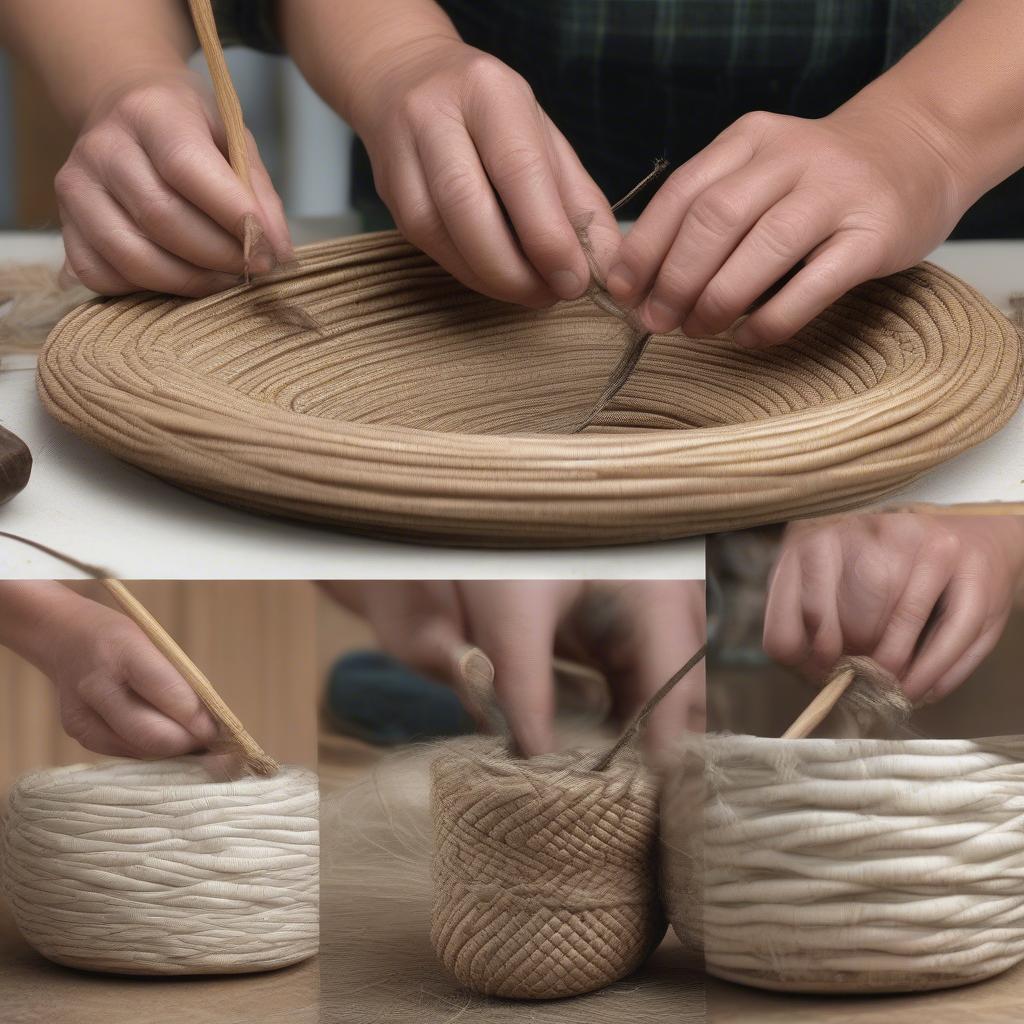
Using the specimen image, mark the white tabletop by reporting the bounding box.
[1,234,1021,580]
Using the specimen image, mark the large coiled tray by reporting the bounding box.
[38,232,1024,546]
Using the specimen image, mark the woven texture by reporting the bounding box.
[1,757,319,975]
[661,734,1024,993]
[430,743,665,998]
[37,231,1023,546]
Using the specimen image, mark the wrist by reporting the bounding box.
[279,0,462,134]
[830,84,974,219]
[0,581,86,678]
[340,33,465,134]
[68,54,196,130]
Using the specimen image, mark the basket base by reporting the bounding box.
[708,963,1006,995]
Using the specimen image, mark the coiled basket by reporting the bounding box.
[430,742,665,999]
[38,232,1024,546]
[1,757,319,975]
[661,734,1024,993]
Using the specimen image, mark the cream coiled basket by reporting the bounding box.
[1,756,319,975]
[661,733,1024,993]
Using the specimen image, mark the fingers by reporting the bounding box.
[245,133,295,262]
[619,582,707,750]
[732,230,885,347]
[100,139,250,274]
[58,184,239,297]
[76,669,207,758]
[681,190,835,337]
[918,621,1005,706]
[119,640,220,747]
[762,540,807,666]
[412,116,556,305]
[60,217,135,294]
[635,159,800,334]
[58,690,135,757]
[55,78,294,297]
[606,132,756,307]
[545,118,621,282]
[764,529,844,679]
[870,533,959,680]
[466,93,589,300]
[135,113,278,257]
[386,154,552,306]
[901,568,997,703]
[461,584,560,757]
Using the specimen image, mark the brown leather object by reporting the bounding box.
[36,232,1024,546]
[0,425,31,505]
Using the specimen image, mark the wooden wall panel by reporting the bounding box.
[0,581,318,798]
[12,59,72,229]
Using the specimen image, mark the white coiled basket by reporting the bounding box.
[662,734,1024,993]
[1,757,319,975]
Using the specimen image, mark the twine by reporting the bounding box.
[661,660,1024,994]
[2,757,319,975]
[429,647,705,999]
[430,743,665,999]
[36,238,1023,546]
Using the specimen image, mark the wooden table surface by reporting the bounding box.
[1,887,316,1024]
[708,960,1024,1022]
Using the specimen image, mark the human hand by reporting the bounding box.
[30,585,220,757]
[56,67,293,297]
[345,37,619,307]
[607,94,971,347]
[324,580,705,756]
[763,513,1024,703]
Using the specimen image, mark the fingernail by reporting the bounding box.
[606,262,636,298]
[250,250,275,275]
[731,322,759,348]
[682,314,712,339]
[642,296,679,334]
[550,269,586,301]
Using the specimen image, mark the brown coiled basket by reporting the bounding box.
[430,742,665,999]
[38,232,1023,546]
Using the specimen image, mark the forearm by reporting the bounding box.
[277,0,460,129]
[0,581,83,674]
[841,0,1024,207]
[0,0,195,128]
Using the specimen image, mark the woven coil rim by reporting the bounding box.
[3,755,319,976]
[38,232,1024,545]
[663,731,1024,994]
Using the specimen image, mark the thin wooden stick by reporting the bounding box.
[100,579,279,776]
[782,665,856,740]
[187,0,249,186]
[186,0,261,275]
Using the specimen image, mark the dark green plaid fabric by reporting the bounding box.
[211,1,1024,238]
[210,0,283,53]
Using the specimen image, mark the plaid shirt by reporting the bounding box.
[211,2,1023,238]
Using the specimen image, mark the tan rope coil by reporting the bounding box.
[38,236,1023,546]
[2,757,319,975]
[430,743,665,999]
[429,646,706,999]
